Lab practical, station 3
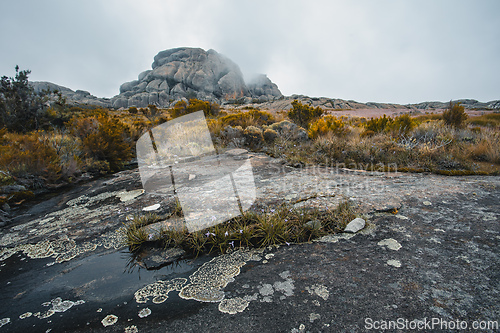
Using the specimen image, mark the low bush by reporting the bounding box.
[243,126,264,148]
[363,114,393,133]
[170,98,220,119]
[443,101,468,128]
[67,113,133,172]
[389,114,416,136]
[308,115,348,139]
[0,131,62,182]
[287,100,323,128]
[263,128,278,142]
[220,110,275,128]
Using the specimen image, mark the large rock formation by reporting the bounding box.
[111,47,282,108]
[29,47,499,110]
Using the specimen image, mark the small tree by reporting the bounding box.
[0,66,46,132]
[288,100,323,129]
[442,101,467,128]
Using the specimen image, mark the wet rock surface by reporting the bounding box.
[0,153,498,332]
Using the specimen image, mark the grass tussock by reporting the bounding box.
[124,199,357,256]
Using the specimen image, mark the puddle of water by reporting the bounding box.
[0,247,212,332]
[33,249,204,302]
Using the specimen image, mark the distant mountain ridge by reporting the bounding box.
[30,47,500,110]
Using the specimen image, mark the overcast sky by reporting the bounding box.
[1,0,498,104]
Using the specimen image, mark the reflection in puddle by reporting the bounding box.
[33,249,209,302]
[0,246,213,332]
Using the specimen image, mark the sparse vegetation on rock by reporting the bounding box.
[124,199,357,256]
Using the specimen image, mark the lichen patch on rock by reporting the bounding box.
[35,297,85,319]
[179,249,262,302]
[116,189,144,202]
[0,318,10,328]
[306,284,329,301]
[377,238,402,251]
[134,278,187,304]
[138,307,151,318]
[387,259,402,267]
[101,314,118,327]
[218,297,250,314]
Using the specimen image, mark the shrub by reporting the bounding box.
[389,114,416,135]
[68,113,133,172]
[220,110,275,128]
[263,128,278,142]
[170,98,220,119]
[443,101,468,128]
[128,106,138,114]
[243,126,264,148]
[363,114,393,133]
[287,100,323,128]
[308,115,347,139]
[269,120,308,141]
[0,131,62,182]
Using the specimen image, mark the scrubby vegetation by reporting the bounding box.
[124,198,357,255]
[442,101,468,128]
[1,66,499,212]
[287,100,323,128]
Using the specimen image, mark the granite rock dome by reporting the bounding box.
[111,47,282,108]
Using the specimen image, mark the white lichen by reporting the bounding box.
[19,312,32,319]
[125,325,139,333]
[138,307,151,318]
[35,297,85,319]
[309,313,321,323]
[317,232,356,243]
[0,318,10,327]
[179,249,260,302]
[306,284,329,301]
[218,297,249,314]
[258,284,274,297]
[274,272,295,297]
[116,189,144,202]
[387,259,402,267]
[101,314,118,327]
[135,278,187,304]
[377,238,402,251]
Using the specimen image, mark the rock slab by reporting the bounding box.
[344,217,366,233]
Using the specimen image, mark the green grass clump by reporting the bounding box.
[125,199,357,256]
[124,213,161,251]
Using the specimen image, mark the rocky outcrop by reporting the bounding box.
[247,74,282,102]
[29,47,498,110]
[409,99,500,110]
[111,47,282,108]
[31,81,112,108]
